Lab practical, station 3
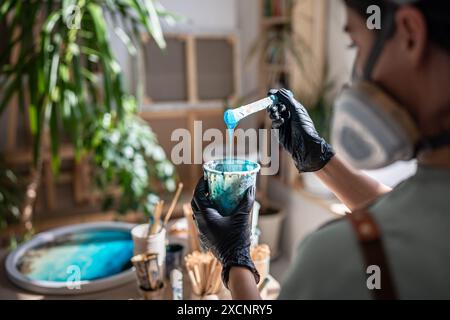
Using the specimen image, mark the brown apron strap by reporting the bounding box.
[346,209,398,300]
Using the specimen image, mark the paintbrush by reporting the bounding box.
[163,183,183,227]
[149,200,164,236]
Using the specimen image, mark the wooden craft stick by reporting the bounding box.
[205,258,216,293]
[211,265,222,293]
[188,269,200,296]
[194,264,202,292]
[185,250,224,296]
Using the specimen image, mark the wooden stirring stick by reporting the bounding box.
[149,200,164,236]
[205,258,216,293]
[163,183,183,227]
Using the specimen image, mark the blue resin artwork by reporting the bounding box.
[203,159,260,216]
[17,229,134,282]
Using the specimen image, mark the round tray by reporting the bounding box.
[6,222,137,295]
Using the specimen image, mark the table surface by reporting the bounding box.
[0,249,279,300]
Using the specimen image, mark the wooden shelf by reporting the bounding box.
[4,144,75,166]
[141,32,240,106]
[258,0,329,188]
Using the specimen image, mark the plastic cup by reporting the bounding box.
[203,159,260,216]
[131,224,166,272]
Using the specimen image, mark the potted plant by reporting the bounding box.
[0,0,180,239]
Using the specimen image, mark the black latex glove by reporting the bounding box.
[267,88,335,172]
[191,177,260,288]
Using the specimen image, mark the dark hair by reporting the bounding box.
[343,0,450,53]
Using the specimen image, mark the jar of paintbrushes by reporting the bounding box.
[131,183,184,299]
[131,200,167,273]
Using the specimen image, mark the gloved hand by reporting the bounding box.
[267,88,335,172]
[191,177,260,288]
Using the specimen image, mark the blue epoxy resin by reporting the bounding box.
[203,159,260,216]
[224,94,281,159]
[17,229,134,282]
[227,128,234,159]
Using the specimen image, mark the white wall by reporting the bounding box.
[236,0,261,101]
[326,0,356,98]
[267,178,336,263]
[159,0,237,31]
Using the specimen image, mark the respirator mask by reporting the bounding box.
[331,0,450,169]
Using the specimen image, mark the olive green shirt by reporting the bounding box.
[279,165,450,299]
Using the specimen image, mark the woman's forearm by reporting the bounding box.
[315,156,391,211]
[227,267,261,300]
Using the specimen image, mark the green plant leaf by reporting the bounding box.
[49,102,61,173]
[131,0,166,49]
[114,27,137,56]
[0,0,15,19]
[0,74,19,114]
[0,0,178,220]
